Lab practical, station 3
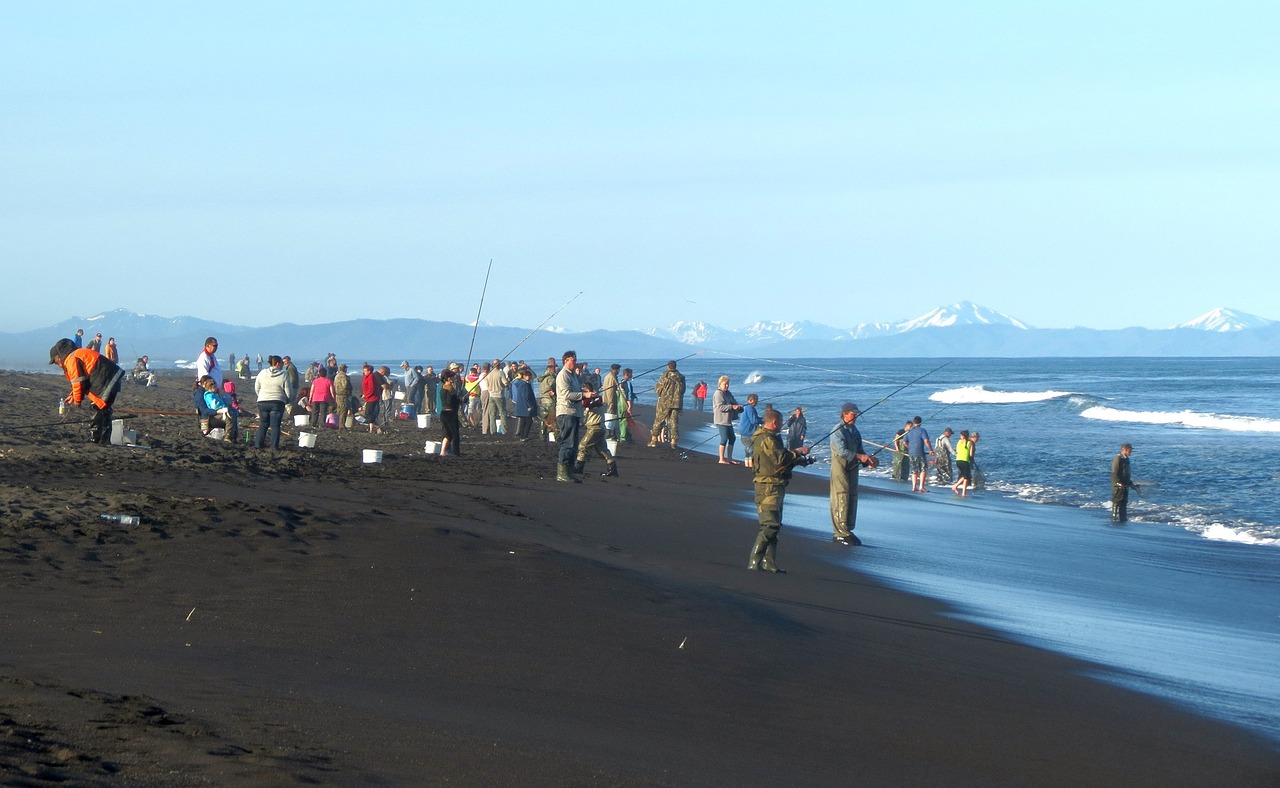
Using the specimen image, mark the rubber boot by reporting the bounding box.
[573,459,586,475]
[747,532,768,570]
[759,542,785,574]
[602,462,618,478]
[556,463,580,483]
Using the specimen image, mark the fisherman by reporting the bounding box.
[906,415,933,493]
[747,409,810,572]
[49,338,124,445]
[574,380,618,478]
[830,402,876,546]
[1110,443,1139,523]
[648,360,686,448]
[934,427,955,485]
[554,350,584,482]
[538,357,558,440]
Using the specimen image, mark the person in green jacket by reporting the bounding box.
[747,409,810,573]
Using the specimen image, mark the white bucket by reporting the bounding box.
[298,432,317,449]
[417,413,431,428]
[362,449,383,464]
[208,428,225,440]
[424,440,441,455]
[293,414,310,427]
[606,439,619,456]
[547,431,557,443]
[110,419,128,445]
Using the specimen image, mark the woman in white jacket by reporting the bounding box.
[254,355,291,449]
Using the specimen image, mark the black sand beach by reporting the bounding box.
[2,369,1278,786]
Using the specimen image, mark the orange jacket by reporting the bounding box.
[60,348,123,409]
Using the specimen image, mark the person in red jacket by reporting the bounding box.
[50,338,124,444]
[361,363,385,434]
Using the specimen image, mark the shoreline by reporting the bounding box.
[2,371,1277,785]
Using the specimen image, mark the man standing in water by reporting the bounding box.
[934,427,955,486]
[1111,443,1139,523]
[748,408,809,572]
[830,402,876,546]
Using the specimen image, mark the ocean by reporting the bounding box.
[655,354,1280,744]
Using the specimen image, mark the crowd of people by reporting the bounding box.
[50,331,1142,579]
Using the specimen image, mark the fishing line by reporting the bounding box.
[679,381,839,454]
[702,348,911,386]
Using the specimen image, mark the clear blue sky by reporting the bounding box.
[4,1,1277,333]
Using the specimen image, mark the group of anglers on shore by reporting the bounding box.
[49,336,1141,572]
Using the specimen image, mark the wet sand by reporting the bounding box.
[1,369,1278,786]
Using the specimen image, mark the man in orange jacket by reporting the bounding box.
[50,338,124,444]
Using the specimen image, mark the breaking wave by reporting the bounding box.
[1079,406,1280,433]
[743,371,765,384]
[929,385,1077,405]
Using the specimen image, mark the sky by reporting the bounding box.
[4,1,1278,334]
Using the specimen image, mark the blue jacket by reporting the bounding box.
[511,378,537,418]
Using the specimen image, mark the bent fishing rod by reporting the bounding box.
[499,290,584,364]
[463,259,494,373]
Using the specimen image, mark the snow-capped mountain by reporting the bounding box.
[643,320,733,345]
[741,320,849,342]
[649,302,1030,348]
[1176,307,1275,333]
[895,301,1031,332]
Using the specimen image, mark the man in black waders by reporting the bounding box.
[1110,442,1139,523]
[50,338,124,445]
[748,408,810,572]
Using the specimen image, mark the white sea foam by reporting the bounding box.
[1197,523,1280,545]
[1079,406,1280,433]
[743,371,765,384]
[929,385,1076,405]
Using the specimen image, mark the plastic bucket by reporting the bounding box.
[606,439,618,456]
[362,449,383,464]
[424,440,441,455]
[417,413,431,428]
[298,432,317,449]
[293,414,310,427]
[547,431,557,443]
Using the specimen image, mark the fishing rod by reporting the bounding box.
[499,290,584,364]
[463,259,494,373]
[799,360,955,453]
[3,414,138,431]
[869,401,958,458]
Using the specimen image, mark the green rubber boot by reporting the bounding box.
[747,532,768,571]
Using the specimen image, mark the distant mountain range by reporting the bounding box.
[2,303,1278,369]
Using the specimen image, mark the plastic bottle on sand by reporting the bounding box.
[99,514,140,525]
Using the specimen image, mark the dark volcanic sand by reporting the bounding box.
[1,369,1277,786]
